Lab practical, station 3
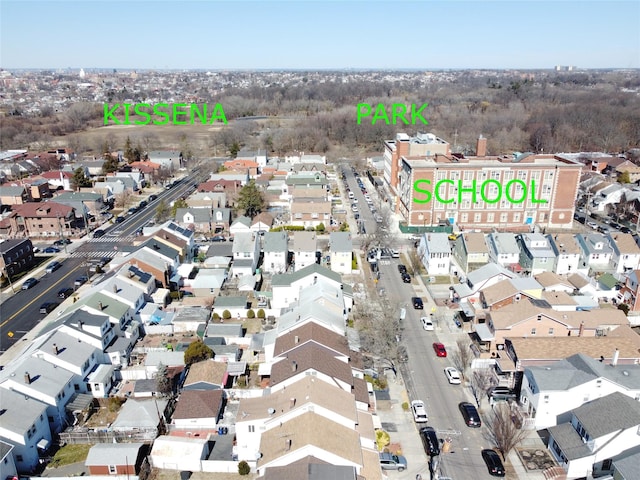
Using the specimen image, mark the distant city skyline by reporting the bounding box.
[1,1,639,70]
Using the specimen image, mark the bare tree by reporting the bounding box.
[470,368,498,408]
[356,299,404,376]
[486,401,528,460]
[115,190,133,210]
[451,338,472,380]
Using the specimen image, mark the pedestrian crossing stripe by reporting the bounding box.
[87,235,135,243]
[70,251,119,258]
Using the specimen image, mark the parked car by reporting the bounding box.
[211,235,226,242]
[39,302,59,314]
[53,238,72,246]
[42,246,61,254]
[379,452,407,471]
[57,287,74,298]
[391,249,399,258]
[401,273,412,283]
[421,316,434,331]
[587,221,598,229]
[419,427,440,456]
[115,216,125,223]
[397,264,407,274]
[148,194,157,201]
[444,367,462,384]
[22,277,39,290]
[481,449,506,477]
[433,342,447,357]
[93,229,106,238]
[74,275,89,287]
[45,261,62,274]
[459,402,482,427]
[138,200,148,208]
[411,400,428,423]
[412,297,424,309]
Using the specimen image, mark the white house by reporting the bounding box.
[0,389,52,474]
[608,233,640,274]
[229,216,252,236]
[270,263,344,311]
[487,232,521,268]
[231,231,260,277]
[576,233,615,272]
[547,392,640,479]
[262,231,288,274]
[418,233,451,275]
[171,390,224,430]
[329,232,353,275]
[520,353,640,430]
[292,231,318,272]
[549,234,583,275]
[0,357,75,434]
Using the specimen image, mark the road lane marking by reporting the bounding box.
[1,267,77,329]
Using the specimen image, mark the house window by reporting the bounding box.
[108,465,117,474]
[16,455,23,462]
[248,425,255,433]
[548,328,554,335]
[531,328,536,335]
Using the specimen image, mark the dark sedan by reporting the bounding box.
[481,449,506,477]
[21,277,39,290]
[459,402,482,427]
[57,287,74,299]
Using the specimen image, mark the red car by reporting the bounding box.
[433,342,447,357]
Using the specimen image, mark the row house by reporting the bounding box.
[2,202,77,239]
[0,185,28,205]
[329,232,353,275]
[451,232,490,273]
[231,231,261,277]
[292,231,318,272]
[549,233,582,275]
[262,231,288,274]
[517,233,556,275]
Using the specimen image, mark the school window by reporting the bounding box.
[474,213,481,222]
[464,171,474,181]
[487,213,494,223]
[500,213,508,223]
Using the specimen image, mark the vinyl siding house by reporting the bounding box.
[418,233,452,275]
[229,216,252,236]
[0,357,75,434]
[549,234,583,275]
[452,232,490,274]
[0,389,52,474]
[547,392,640,479]
[576,233,614,273]
[520,353,640,430]
[517,233,557,275]
[271,263,345,311]
[292,231,318,272]
[262,231,289,274]
[487,232,521,269]
[608,233,640,274]
[329,232,353,275]
[231,231,260,277]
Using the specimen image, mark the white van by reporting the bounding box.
[421,316,434,331]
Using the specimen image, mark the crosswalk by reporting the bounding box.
[86,235,136,243]
[69,250,120,259]
[379,260,391,266]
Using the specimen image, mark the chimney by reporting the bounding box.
[53,343,59,355]
[24,372,31,384]
[285,438,292,451]
[291,361,297,372]
[476,135,487,157]
[113,284,118,293]
[294,335,299,344]
[98,301,103,311]
[289,397,296,409]
[612,348,619,366]
[578,321,584,337]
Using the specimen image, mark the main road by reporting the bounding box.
[0,168,206,355]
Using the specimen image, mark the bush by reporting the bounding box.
[351,254,358,270]
[315,223,325,232]
[213,312,220,320]
[257,308,266,319]
[339,222,349,232]
[169,291,181,300]
[618,303,630,315]
[376,430,390,451]
[222,309,231,320]
[401,401,409,411]
[238,460,250,475]
[247,309,255,319]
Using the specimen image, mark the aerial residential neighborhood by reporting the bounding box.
[1,1,640,478]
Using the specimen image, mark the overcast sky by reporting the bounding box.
[1,0,639,69]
